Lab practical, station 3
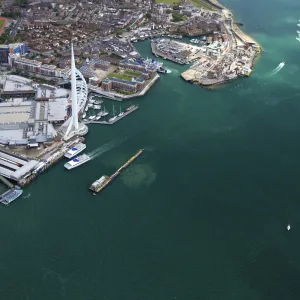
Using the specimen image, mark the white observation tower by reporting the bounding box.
[61,43,88,140]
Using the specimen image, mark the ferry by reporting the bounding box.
[64,143,86,159]
[0,187,23,205]
[64,154,91,170]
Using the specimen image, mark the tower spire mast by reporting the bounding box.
[71,43,79,130]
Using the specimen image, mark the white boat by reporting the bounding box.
[95,115,102,120]
[89,99,95,104]
[89,115,96,120]
[64,154,91,170]
[118,106,124,117]
[64,143,86,159]
[88,103,93,108]
[82,113,86,118]
[94,100,104,104]
[296,37,300,42]
[287,224,291,231]
[297,30,300,35]
[85,106,88,112]
[109,116,117,122]
[109,105,117,122]
[94,105,101,109]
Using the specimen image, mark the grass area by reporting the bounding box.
[124,70,141,77]
[189,0,214,9]
[107,72,132,81]
[155,0,214,10]
[172,12,188,22]
[154,0,180,4]
[0,20,5,28]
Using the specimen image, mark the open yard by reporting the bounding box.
[155,0,214,9]
[155,0,180,4]
[0,17,8,35]
[106,72,132,82]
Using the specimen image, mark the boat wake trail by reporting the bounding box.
[88,136,128,160]
[269,62,285,75]
[23,193,31,199]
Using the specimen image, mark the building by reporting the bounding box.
[101,77,145,94]
[14,58,42,73]
[0,75,71,146]
[0,43,28,65]
[0,46,10,64]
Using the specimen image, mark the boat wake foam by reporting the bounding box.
[269,62,285,75]
[88,136,128,160]
[23,193,31,199]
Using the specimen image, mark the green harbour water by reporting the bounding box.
[2,0,300,299]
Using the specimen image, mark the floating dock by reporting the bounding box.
[89,149,144,193]
[86,105,139,125]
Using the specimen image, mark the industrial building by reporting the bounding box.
[0,149,39,181]
[0,75,71,146]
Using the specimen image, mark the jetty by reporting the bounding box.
[89,149,144,193]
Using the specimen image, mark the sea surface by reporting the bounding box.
[1,0,300,299]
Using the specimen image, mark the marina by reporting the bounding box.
[86,105,139,125]
[89,149,144,193]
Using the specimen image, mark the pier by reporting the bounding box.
[89,149,144,193]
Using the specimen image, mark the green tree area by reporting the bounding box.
[16,0,28,7]
[1,11,21,18]
[172,13,188,22]
[154,0,214,10]
[0,20,5,28]
[0,30,16,44]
